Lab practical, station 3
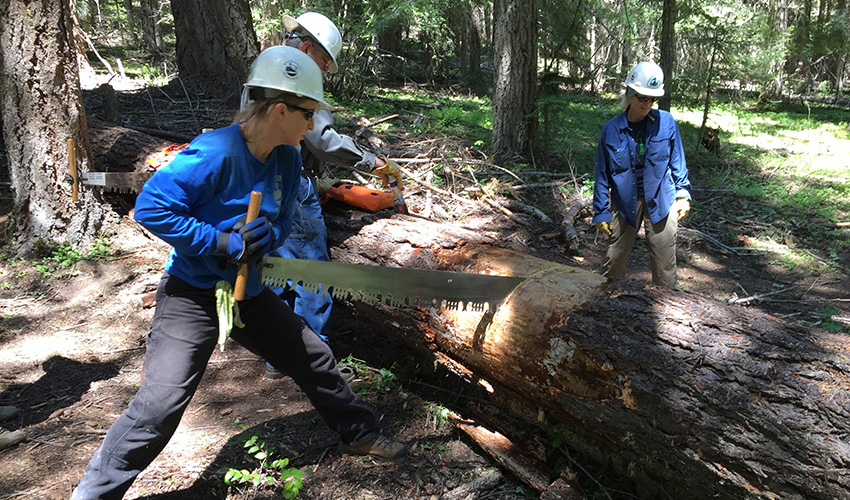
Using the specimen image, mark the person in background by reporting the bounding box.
[264,12,402,380]
[71,45,406,500]
[0,406,24,450]
[591,61,691,288]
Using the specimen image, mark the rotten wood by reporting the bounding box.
[450,414,552,492]
[324,211,850,500]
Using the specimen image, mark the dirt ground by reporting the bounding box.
[0,187,847,500]
[0,87,848,499]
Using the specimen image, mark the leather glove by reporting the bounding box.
[316,177,341,196]
[372,155,403,190]
[217,216,275,263]
[595,221,613,237]
[671,197,690,221]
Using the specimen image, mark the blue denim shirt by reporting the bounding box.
[592,109,691,229]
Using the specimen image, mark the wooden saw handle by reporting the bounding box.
[233,191,262,301]
[68,139,78,202]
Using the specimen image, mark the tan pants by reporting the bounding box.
[602,198,678,288]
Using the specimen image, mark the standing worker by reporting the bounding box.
[71,45,406,500]
[263,12,404,379]
[591,61,691,288]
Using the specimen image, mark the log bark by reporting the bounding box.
[87,118,172,173]
[324,211,850,500]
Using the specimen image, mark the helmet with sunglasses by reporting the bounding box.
[624,61,665,97]
[242,45,331,111]
[282,12,342,73]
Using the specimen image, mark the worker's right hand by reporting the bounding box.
[372,155,403,190]
[595,221,613,237]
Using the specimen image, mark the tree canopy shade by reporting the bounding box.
[0,0,104,256]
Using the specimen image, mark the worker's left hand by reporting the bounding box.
[372,155,403,190]
[316,177,341,196]
[671,197,690,222]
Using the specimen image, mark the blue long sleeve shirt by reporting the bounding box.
[134,123,302,298]
[592,109,691,229]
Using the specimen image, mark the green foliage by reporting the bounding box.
[820,307,849,333]
[31,239,115,277]
[338,354,400,394]
[533,93,616,175]
[347,88,492,145]
[223,435,303,499]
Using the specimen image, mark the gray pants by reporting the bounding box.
[71,273,380,500]
[602,198,678,288]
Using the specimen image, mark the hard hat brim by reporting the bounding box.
[243,84,332,111]
[282,15,339,73]
[626,84,665,97]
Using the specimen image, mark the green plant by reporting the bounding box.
[338,354,399,394]
[30,238,116,277]
[224,435,303,499]
[820,306,849,333]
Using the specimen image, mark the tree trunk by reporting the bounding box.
[170,0,258,100]
[139,0,163,56]
[0,0,104,256]
[659,0,676,111]
[322,212,850,500]
[491,0,538,161]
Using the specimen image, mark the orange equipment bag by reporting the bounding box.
[324,183,394,212]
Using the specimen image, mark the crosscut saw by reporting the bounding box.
[76,171,152,193]
[66,143,189,195]
[260,256,525,311]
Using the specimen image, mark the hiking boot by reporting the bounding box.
[0,406,18,422]
[339,435,408,460]
[265,365,284,380]
[0,427,25,450]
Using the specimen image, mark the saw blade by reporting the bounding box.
[260,256,524,312]
[79,172,152,193]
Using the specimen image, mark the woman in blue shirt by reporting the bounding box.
[71,46,405,500]
[591,61,692,288]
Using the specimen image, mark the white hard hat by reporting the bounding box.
[243,45,331,110]
[624,61,665,97]
[282,12,342,73]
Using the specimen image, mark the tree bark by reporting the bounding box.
[86,119,173,172]
[139,0,164,56]
[323,212,850,500]
[0,0,105,256]
[659,0,676,111]
[170,0,258,100]
[491,0,538,161]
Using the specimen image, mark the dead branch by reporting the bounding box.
[359,113,399,129]
[727,284,800,305]
[551,187,590,250]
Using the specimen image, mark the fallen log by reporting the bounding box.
[87,118,172,173]
[324,211,850,500]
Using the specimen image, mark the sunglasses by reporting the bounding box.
[286,103,315,120]
[635,94,657,103]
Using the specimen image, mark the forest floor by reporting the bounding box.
[0,83,847,500]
